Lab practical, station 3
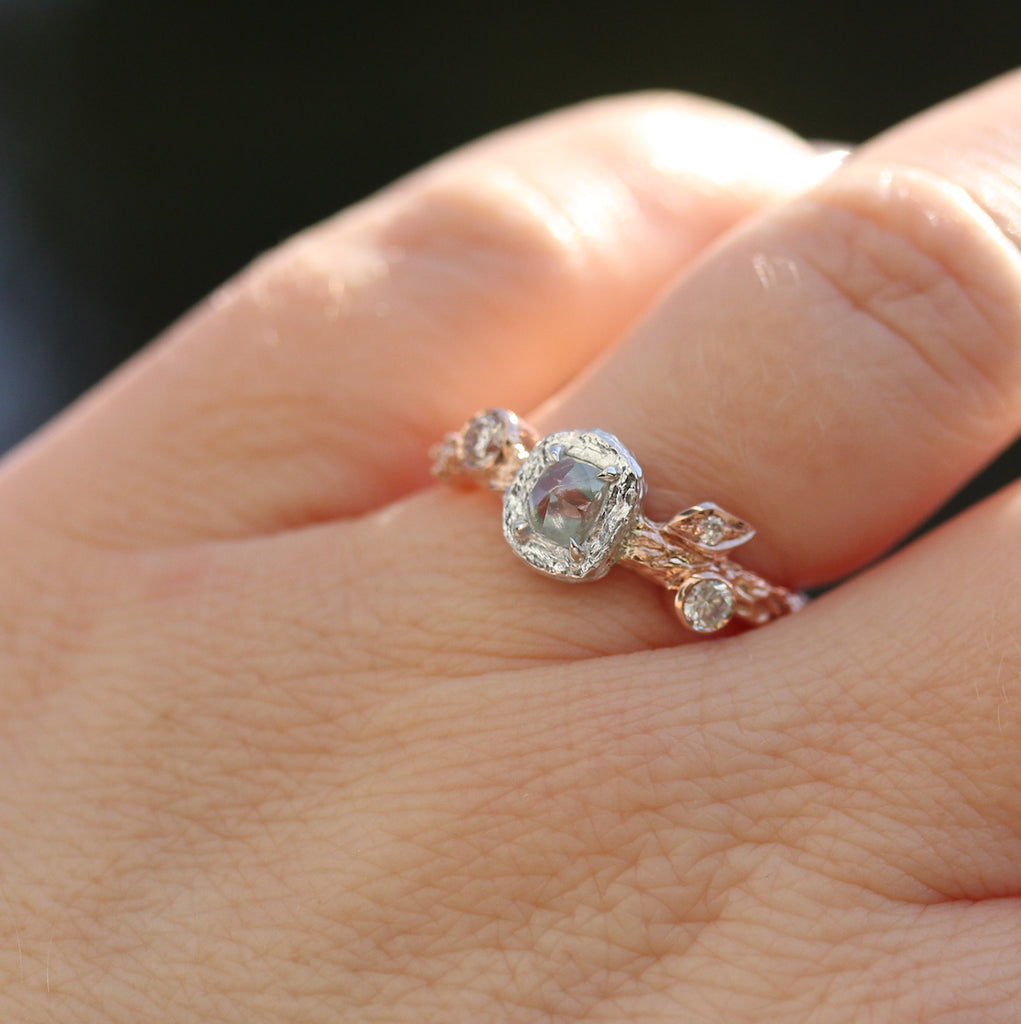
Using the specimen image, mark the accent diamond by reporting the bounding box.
[679,577,734,633]
[462,411,506,469]
[697,513,726,547]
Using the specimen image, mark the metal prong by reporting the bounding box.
[513,520,531,540]
[598,466,620,482]
[548,443,566,461]
[569,538,585,563]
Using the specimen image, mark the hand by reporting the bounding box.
[1,74,1019,1022]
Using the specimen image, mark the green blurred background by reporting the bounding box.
[0,0,1017,515]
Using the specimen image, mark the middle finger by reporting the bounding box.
[540,70,1021,589]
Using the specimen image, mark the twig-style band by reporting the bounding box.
[432,409,805,633]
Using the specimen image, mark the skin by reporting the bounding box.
[0,72,1019,1022]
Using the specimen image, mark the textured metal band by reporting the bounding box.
[432,410,805,633]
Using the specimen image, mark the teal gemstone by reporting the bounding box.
[528,457,607,548]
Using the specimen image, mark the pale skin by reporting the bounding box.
[0,71,1019,1023]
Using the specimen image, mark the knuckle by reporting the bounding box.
[237,88,811,358]
[796,165,1021,422]
[207,157,606,462]
[367,166,593,313]
[261,162,601,334]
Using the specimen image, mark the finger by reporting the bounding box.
[40,491,1021,1021]
[737,480,1021,907]
[302,71,1021,670]
[537,69,1021,587]
[0,93,817,550]
[6,523,1021,1021]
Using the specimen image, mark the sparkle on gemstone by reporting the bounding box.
[680,577,734,632]
[696,513,727,547]
[462,412,505,469]
[528,456,608,548]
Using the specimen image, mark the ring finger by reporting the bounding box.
[334,70,1021,665]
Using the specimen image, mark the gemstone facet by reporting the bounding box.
[528,457,608,548]
[678,577,734,632]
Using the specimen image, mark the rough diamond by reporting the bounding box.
[528,457,608,548]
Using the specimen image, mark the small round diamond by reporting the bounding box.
[462,412,506,469]
[678,577,734,632]
[696,513,726,547]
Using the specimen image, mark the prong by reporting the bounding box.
[513,520,531,541]
[598,466,620,482]
[548,443,566,461]
[569,538,585,563]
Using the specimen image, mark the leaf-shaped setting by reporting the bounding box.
[662,502,755,552]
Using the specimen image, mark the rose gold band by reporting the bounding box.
[432,409,805,633]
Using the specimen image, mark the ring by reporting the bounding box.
[431,409,806,633]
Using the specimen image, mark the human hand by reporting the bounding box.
[0,73,1019,1022]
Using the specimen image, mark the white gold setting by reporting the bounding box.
[502,429,644,582]
[432,409,805,634]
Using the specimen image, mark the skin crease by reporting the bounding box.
[0,73,1019,1023]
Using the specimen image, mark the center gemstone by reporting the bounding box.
[528,457,608,547]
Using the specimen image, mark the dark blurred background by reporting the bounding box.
[0,0,1018,513]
